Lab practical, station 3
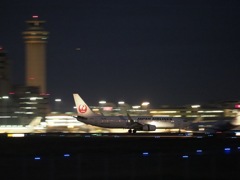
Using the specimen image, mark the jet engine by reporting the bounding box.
[142,124,156,131]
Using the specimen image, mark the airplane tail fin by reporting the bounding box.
[231,112,240,126]
[73,94,96,117]
[28,117,42,126]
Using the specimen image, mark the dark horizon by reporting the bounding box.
[1,0,240,110]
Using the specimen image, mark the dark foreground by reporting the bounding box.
[0,133,240,180]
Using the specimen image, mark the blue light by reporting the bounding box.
[182,155,189,159]
[142,152,149,156]
[196,150,203,153]
[238,147,240,150]
[224,148,231,154]
[34,157,41,160]
[64,154,70,157]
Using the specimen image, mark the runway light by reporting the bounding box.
[224,148,231,154]
[196,150,202,153]
[64,154,70,157]
[34,157,41,160]
[142,152,149,156]
[182,155,189,159]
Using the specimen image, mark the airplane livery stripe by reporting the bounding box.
[137,117,173,120]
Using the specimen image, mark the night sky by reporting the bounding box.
[1,0,240,110]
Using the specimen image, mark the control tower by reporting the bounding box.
[22,16,49,93]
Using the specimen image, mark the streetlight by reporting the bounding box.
[118,101,125,105]
[99,100,106,105]
[141,102,150,115]
[191,105,200,108]
[55,98,62,113]
[141,102,150,107]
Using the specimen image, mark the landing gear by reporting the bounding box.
[128,129,137,133]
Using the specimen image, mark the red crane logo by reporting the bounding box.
[78,104,87,113]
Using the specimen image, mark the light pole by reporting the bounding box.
[141,101,150,115]
[141,102,150,108]
[118,101,125,115]
[55,98,62,113]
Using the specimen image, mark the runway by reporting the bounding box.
[0,132,240,179]
[1,132,239,155]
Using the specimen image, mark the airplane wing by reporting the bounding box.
[127,113,156,132]
[128,121,143,129]
[127,113,142,128]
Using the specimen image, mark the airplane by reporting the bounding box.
[0,116,42,133]
[185,113,240,133]
[73,93,187,133]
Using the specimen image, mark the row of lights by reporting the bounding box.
[182,147,235,158]
[32,147,238,160]
[99,101,149,106]
[34,153,70,160]
[55,98,150,109]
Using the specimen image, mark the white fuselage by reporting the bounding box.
[73,93,188,132]
[77,115,185,129]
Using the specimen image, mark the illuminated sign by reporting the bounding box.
[235,104,240,108]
